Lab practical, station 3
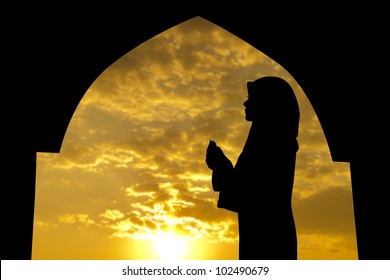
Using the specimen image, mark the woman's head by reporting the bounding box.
[244,76,300,136]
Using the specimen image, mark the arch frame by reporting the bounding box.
[2,14,388,260]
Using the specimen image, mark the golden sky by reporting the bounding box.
[32,16,357,260]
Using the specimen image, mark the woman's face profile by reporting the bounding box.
[243,97,256,121]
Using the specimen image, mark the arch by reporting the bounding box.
[33,16,347,164]
[3,14,388,260]
[33,17,357,260]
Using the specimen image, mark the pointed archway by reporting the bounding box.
[33,16,356,260]
[3,14,388,261]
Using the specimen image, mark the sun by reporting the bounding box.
[153,231,189,260]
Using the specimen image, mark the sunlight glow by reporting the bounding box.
[153,231,189,260]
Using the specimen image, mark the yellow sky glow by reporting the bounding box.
[32,16,357,260]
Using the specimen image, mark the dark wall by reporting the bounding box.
[2,13,389,260]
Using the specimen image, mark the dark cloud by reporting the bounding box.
[132,182,160,192]
[57,140,97,165]
[296,151,338,180]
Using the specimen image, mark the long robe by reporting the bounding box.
[212,122,298,260]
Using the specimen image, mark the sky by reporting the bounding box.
[32,16,357,260]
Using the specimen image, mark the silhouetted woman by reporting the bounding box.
[206,76,300,260]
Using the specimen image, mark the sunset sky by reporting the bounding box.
[32,16,357,260]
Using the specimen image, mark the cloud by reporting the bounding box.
[58,213,95,225]
[298,233,357,259]
[293,187,356,235]
[100,209,125,221]
[292,187,358,259]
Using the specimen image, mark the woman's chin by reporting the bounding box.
[245,115,253,121]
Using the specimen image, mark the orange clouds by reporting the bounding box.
[33,16,356,260]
